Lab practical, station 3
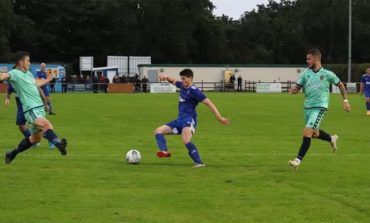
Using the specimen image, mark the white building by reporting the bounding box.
[139,64,306,83]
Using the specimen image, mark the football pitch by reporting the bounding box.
[0,93,369,223]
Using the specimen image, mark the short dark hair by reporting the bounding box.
[307,48,321,57]
[14,51,30,65]
[179,69,194,78]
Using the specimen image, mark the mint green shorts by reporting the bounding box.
[24,106,46,133]
[304,108,327,129]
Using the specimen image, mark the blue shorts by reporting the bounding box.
[365,91,370,98]
[42,86,50,97]
[15,98,26,126]
[166,117,197,135]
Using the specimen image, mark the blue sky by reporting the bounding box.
[212,0,270,19]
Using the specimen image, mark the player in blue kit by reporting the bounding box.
[360,67,370,116]
[36,63,56,115]
[154,69,230,167]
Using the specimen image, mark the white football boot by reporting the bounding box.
[330,135,339,153]
[288,158,301,170]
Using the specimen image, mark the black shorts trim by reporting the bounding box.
[23,105,44,114]
[313,108,326,129]
[304,107,328,111]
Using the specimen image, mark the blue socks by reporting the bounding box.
[297,137,311,161]
[366,102,370,110]
[44,129,61,149]
[155,134,203,164]
[21,129,31,139]
[155,134,167,151]
[185,142,203,164]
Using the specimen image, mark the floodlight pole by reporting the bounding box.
[347,0,352,82]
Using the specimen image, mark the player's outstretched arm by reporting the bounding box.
[159,73,176,85]
[288,85,302,94]
[203,98,230,125]
[0,72,10,81]
[338,82,351,112]
[36,72,53,87]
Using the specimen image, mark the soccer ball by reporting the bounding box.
[126,149,141,164]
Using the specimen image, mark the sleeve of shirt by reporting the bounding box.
[328,71,341,86]
[296,71,306,86]
[175,81,182,88]
[193,88,207,102]
[8,70,17,82]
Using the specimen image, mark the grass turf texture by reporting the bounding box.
[0,93,369,223]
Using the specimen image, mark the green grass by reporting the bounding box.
[0,92,369,223]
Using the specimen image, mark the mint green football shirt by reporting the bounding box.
[297,67,341,109]
[8,69,43,112]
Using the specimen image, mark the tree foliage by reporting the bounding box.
[1,0,369,68]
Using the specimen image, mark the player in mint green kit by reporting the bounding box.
[0,51,67,164]
[288,48,351,169]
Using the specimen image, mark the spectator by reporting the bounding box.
[61,76,68,93]
[99,73,105,92]
[135,77,141,92]
[85,76,91,84]
[113,74,120,83]
[50,77,56,93]
[78,74,85,84]
[229,74,236,89]
[142,75,149,93]
[237,75,242,91]
[93,75,99,93]
[103,75,109,93]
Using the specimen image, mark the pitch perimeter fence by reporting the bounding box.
[56,81,361,93]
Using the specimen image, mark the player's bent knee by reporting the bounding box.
[182,137,190,144]
[30,133,42,144]
[154,127,164,135]
[303,128,314,138]
[312,130,320,138]
[35,118,53,132]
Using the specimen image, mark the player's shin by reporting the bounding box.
[297,136,312,161]
[9,137,34,157]
[366,102,370,111]
[44,129,67,155]
[317,130,332,142]
[44,129,61,147]
[185,142,203,164]
[155,134,168,151]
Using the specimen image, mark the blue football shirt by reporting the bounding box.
[361,74,370,94]
[175,81,207,121]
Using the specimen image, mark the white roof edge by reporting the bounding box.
[92,66,119,71]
